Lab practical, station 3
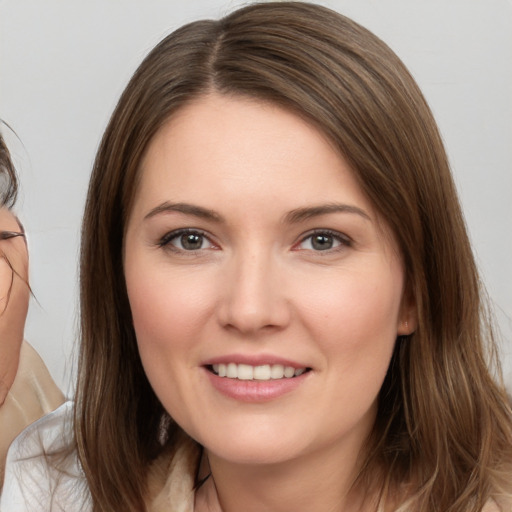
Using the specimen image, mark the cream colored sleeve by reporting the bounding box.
[0,341,65,489]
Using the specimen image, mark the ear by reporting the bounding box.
[397,285,417,336]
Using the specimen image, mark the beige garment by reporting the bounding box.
[144,436,506,512]
[0,341,65,488]
[147,432,200,512]
[145,435,507,512]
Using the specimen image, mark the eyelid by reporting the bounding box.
[156,227,351,253]
[0,231,25,241]
[293,229,352,252]
[157,228,218,251]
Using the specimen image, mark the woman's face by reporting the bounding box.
[0,206,29,404]
[124,93,414,467]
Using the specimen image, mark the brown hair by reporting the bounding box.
[77,2,512,510]
[0,127,19,208]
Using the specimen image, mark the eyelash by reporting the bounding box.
[158,229,215,253]
[294,229,352,253]
[158,228,351,254]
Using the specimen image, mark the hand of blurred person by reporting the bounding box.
[0,207,29,406]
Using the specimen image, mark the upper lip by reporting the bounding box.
[202,354,309,369]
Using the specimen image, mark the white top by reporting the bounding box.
[0,402,91,511]
[0,401,198,512]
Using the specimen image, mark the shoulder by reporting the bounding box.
[6,400,72,458]
[0,402,91,511]
[0,341,65,481]
[0,341,65,439]
[14,341,65,413]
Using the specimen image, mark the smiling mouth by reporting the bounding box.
[208,363,311,381]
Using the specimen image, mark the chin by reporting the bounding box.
[206,438,305,466]
[191,418,322,467]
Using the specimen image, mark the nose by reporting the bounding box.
[217,248,291,335]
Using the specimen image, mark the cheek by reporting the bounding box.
[300,267,402,414]
[124,262,216,360]
[295,264,403,374]
[302,268,401,331]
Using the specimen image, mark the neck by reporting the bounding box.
[196,435,376,512]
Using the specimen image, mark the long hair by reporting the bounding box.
[76,2,512,510]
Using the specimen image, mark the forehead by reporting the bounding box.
[133,93,372,216]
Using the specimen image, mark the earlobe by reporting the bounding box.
[397,289,417,336]
[398,317,416,336]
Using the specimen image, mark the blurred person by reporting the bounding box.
[0,127,64,489]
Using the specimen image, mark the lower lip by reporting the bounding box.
[204,368,309,402]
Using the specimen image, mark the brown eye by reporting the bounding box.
[159,229,214,252]
[179,233,204,250]
[296,230,350,252]
[311,234,334,250]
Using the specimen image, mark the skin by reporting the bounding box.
[0,207,29,405]
[124,93,416,512]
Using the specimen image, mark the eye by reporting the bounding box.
[159,229,215,252]
[296,230,350,252]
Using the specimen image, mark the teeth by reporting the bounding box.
[237,364,253,380]
[253,365,271,380]
[271,364,285,379]
[284,366,295,378]
[227,363,237,378]
[211,363,307,380]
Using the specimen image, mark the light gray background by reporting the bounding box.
[1,0,511,396]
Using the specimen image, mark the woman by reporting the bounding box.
[0,129,65,490]
[3,2,511,510]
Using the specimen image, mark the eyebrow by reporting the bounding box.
[285,203,371,224]
[144,201,370,224]
[144,202,224,223]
